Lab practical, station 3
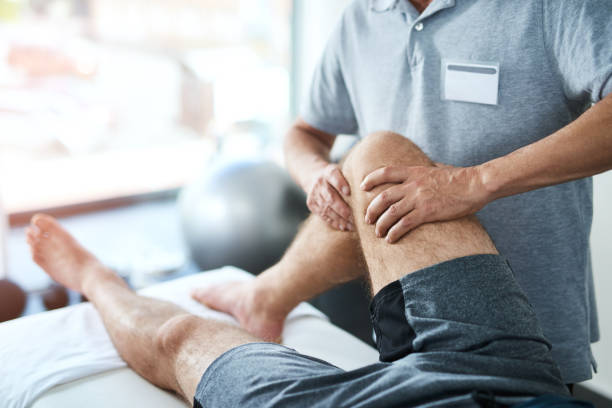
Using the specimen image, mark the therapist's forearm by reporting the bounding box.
[284,117,336,192]
[480,92,612,199]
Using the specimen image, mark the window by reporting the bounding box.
[0,0,292,215]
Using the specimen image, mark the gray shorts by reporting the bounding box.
[193,255,574,408]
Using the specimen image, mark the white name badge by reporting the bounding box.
[441,59,500,105]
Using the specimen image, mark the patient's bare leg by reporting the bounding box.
[193,132,497,338]
[192,215,366,341]
[26,215,258,404]
[23,132,496,405]
[193,131,497,345]
[341,131,498,293]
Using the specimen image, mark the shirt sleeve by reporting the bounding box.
[300,13,359,135]
[542,0,612,103]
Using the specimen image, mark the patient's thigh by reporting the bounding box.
[342,131,498,293]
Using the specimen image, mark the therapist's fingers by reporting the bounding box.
[324,206,351,231]
[360,166,407,191]
[324,164,351,197]
[385,210,424,243]
[375,198,415,238]
[316,185,353,231]
[307,174,353,231]
[320,182,352,221]
[307,181,330,215]
[365,185,406,224]
[321,206,352,231]
[309,195,329,223]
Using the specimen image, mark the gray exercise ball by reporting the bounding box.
[179,159,309,275]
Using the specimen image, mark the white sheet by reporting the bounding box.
[32,316,381,408]
[0,267,328,408]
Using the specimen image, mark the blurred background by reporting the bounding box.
[0,0,369,350]
[0,0,292,215]
[0,0,610,404]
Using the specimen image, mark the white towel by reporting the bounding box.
[0,267,326,408]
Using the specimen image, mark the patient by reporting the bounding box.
[27,132,581,407]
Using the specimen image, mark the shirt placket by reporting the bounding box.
[397,0,456,68]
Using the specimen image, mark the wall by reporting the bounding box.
[293,0,352,116]
[587,172,612,397]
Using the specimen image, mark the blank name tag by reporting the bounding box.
[441,59,499,105]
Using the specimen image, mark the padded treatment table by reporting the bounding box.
[33,317,379,408]
[0,268,379,408]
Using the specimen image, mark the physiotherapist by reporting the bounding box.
[284,0,612,384]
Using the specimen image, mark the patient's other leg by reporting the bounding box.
[26,215,258,404]
[192,214,367,341]
[341,131,498,293]
[192,132,496,338]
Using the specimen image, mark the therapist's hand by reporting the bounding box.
[306,163,354,231]
[361,164,489,243]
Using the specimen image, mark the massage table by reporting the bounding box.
[0,267,379,408]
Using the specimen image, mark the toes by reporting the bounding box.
[191,285,218,305]
[26,226,40,242]
[191,283,238,315]
[31,214,57,233]
[30,247,45,265]
[26,225,46,264]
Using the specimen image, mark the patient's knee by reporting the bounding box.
[342,130,432,189]
[362,130,407,150]
[156,314,201,356]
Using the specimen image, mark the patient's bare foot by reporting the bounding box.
[192,281,285,342]
[26,214,119,295]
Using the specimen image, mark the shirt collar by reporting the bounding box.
[370,0,399,13]
[370,0,456,15]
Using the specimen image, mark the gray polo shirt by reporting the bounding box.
[301,0,612,383]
